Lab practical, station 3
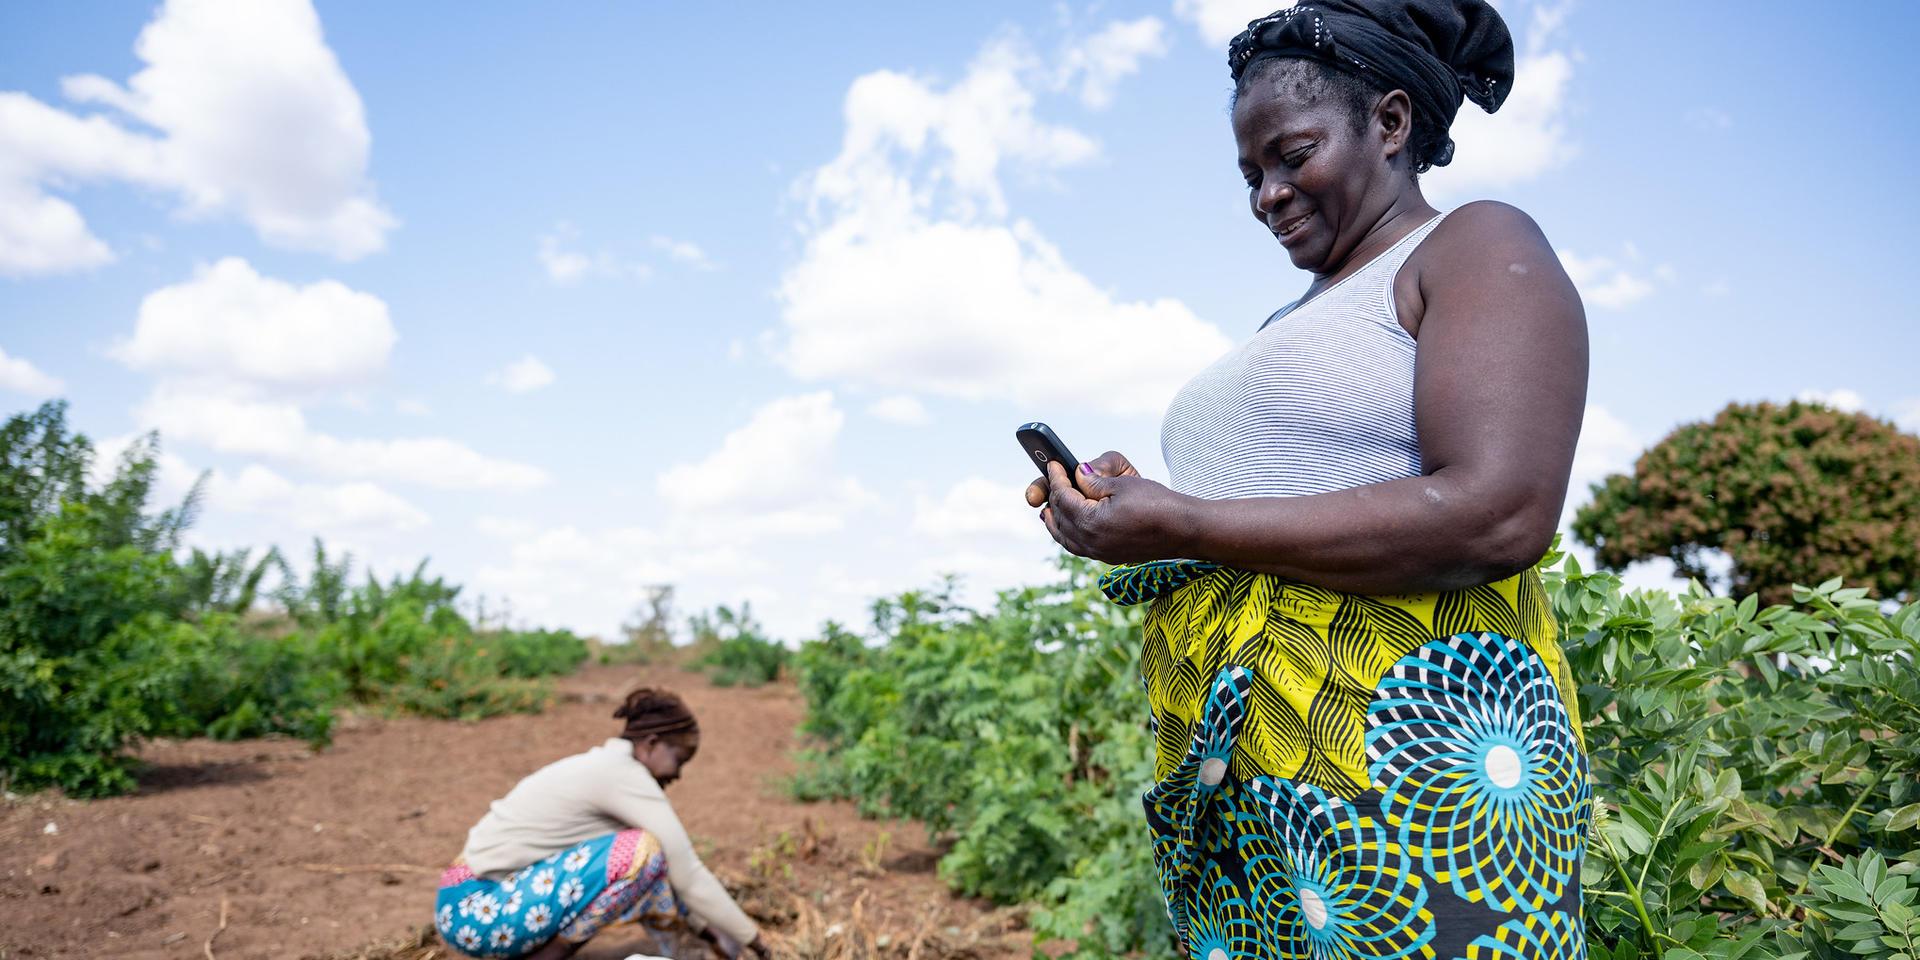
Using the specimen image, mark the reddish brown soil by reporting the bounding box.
[0,666,1030,960]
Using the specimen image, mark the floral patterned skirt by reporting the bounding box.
[435,829,678,958]
[1102,562,1592,960]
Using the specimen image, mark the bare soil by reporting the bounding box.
[0,666,1031,960]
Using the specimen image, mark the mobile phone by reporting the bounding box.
[1015,422,1079,479]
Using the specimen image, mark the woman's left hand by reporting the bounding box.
[1024,450,1195,564]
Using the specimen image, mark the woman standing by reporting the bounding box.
[434,687,766,959]
[1028,1,1591,957]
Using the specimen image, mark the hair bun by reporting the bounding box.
[613,686,699,740]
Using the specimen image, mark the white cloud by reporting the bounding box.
[112,257,395,390]
[1894,399,1920,435]
[0,0,393,274]
[211,464,428,533]
[395,397,431,417]
[135,382,547,490]
[1795,388,1866,413]
[1567,403,1639,511]
[1174,0,1292,46]
[911,475,1050,543]
[655,392,871,533]
[649,235,714,270]
[1558,248,1662,310]
[867,394,931,425]
[472,522,747,640]
[804,38,1099,221]
[778,35,1231,417]
[537,227,597,284]
[471,392,885,636]
[490,355,555,394]
[0,346,65,396]
[87,436,425,546]
[1056,17,1169,109]
[539,224,715,284]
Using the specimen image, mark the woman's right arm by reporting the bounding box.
[600,783,761,946]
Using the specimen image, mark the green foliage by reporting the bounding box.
[793,544,1920,958]
[490,627,590,679]
[148,615,342,744]
[1574,400,1920,606]
[689,602,789,687]
[0,401,588,796]
[175,546,282,616]
[792,563,1167,954]
[1,404,205,795]
[380,634,552,721]
[1554,543,1920,960]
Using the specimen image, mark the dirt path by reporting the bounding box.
[0,666,1030,960]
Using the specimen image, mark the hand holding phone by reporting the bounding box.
[1015,421,1079,479]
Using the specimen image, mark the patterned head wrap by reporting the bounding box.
[1228,0,1514,167]
[613,687,698,742]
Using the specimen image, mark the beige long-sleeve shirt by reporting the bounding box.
[460,738,758,944]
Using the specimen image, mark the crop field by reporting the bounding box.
[0,662,1028,960]
[5,402,1920,960]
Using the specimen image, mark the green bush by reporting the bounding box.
[792,563,1164,940]
[0,401,590,796]
[151,615,342,745]
[690,603,789,687]
[490,627,591,679]
[0,408,204,796]
[383,634,553,721]
[792,550,1920,958]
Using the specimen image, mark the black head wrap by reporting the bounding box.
[1228,0,1514,167]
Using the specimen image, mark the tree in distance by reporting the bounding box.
[1573,399,1920,605]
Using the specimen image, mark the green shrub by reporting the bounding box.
[0,493,196,796]
[490,627,590,679]
[792,550,1920,959]
[792,563,1165,944]
[152,615,342,745]
[690,603,789,687]
[0,401,588,796]
[383,634,552,721]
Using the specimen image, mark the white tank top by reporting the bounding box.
[1161,212,1446,500]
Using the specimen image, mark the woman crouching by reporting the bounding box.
[434,687,766,959]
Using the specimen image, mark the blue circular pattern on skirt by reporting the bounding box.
[1461,910,1586,960]
[1366,632,1590,915]
[1235,777,1436,960]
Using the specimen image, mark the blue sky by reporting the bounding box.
[4,0,1917,640]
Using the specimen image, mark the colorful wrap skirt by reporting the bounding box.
[1100,560,1591,960]
[435,829,679,958]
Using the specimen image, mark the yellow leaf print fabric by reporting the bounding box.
[1105,562,1580,799]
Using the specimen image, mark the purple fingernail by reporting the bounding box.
[1080,463,1093,475]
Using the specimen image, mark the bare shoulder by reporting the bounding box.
[1396,201,1576,336]
[1427,200,1554,262]
[1413,200,1572,295]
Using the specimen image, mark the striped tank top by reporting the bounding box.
[1162,212,1446,499]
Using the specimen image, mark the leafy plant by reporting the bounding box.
[792,545,1920,958]
[0,401,589,796]
[690,602,789,687]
